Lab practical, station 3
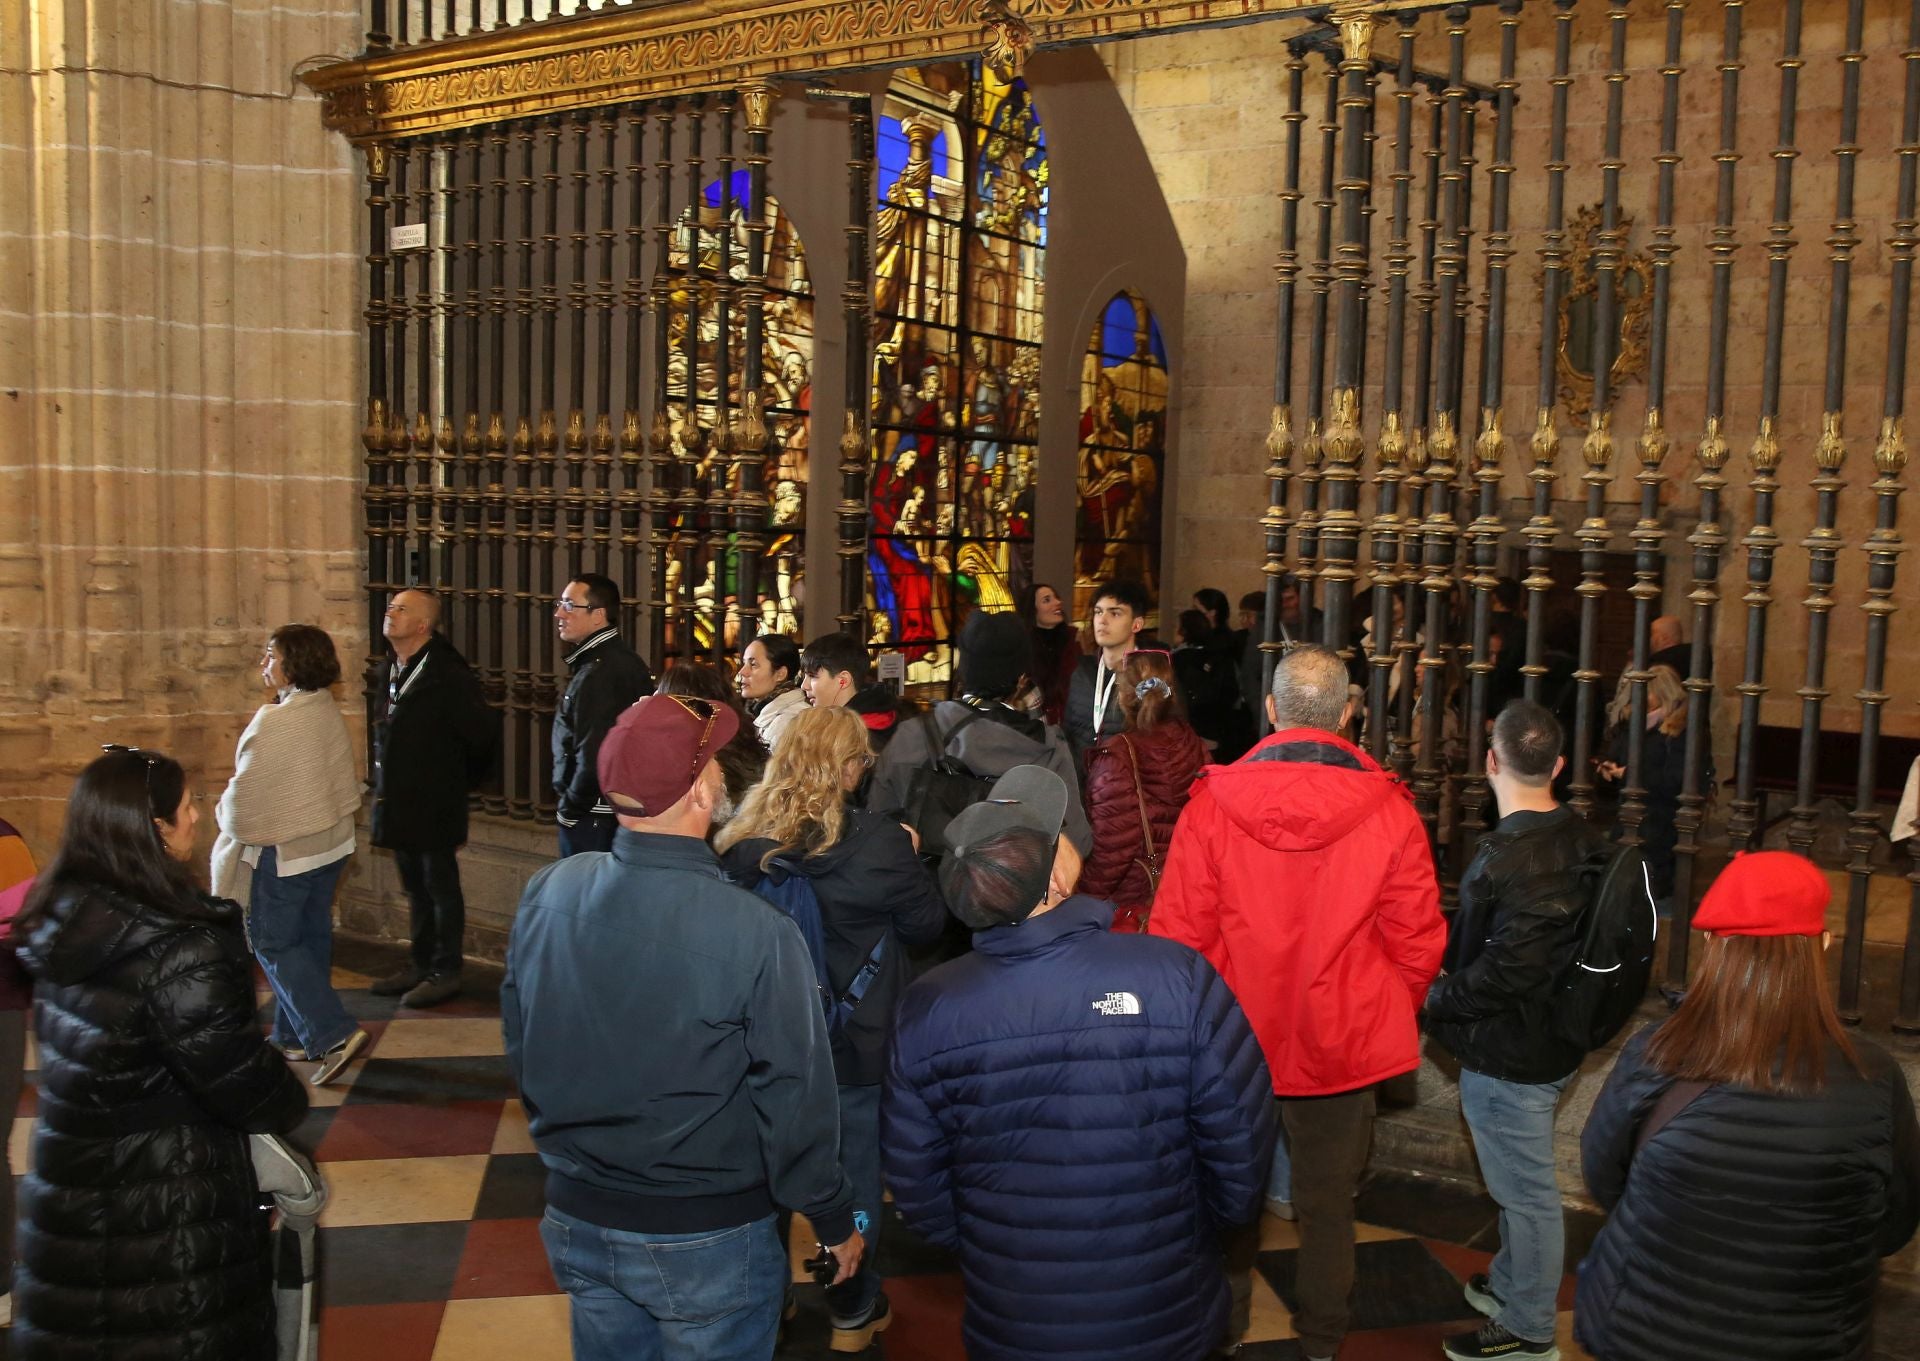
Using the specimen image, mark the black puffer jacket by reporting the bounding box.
[14,883,310,1361]
[720,806,948,1086]
[1576,1027,1920,1361]
[1424,805,1610,1083]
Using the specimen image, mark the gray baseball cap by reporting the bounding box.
[938,765,1069,929]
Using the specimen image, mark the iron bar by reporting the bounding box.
[737,86,776,652]
[1670,0,1745,982]
[1885,2,1920,1032]
[712,93,740,666]
[649,104,677,661]
[509,118,539,818]
[1567,5,1630,823]
[1261,45,1309,723]
[1457,0,1519,859]
[1521,1,1576,707]
[460,128,487,663]
[1368,14,1418,767]
[412,140,435,586]
[535,116,564,820]
[1318,8,1377,668]
[677,97,707,663]
[591,106,620,579]
[840,97,876,636]
[1618,0,1686,861]
[482,121,509,816]
[1414,4,1470,848]
[560,112,590,580]
[1298,60,1338,639]
[1794,0,1865,876]
[1725,0,1803,855]
[620,105,649,644]
[362,143,393,776]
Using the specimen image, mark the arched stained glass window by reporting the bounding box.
[663,172,813,657]
[867,62,1047,686]
[1075,290,1168,628]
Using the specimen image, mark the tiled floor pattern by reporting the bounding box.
[9,941,1917,1360]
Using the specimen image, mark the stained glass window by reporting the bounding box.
[665,170,812,658]
[867,62,1047,686]
[1074,290,1168,628]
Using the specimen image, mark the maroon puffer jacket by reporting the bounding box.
[1081,720,1209,913]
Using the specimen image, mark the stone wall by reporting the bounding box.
[1107,3,1920,741]
[0,0,365,862]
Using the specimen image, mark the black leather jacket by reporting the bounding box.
[1424,804,1609,1083]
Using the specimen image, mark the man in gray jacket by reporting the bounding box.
[503,694,862,1360]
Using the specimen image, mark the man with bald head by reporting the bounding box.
[1647,615,1698,678]
[371,586,499,1007]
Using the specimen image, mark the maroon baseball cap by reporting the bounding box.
[596,694,740,816]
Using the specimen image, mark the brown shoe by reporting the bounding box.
[402,972,462,1008]
[369,966,423,997]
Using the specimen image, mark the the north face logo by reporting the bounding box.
[1091,992,1142,1016]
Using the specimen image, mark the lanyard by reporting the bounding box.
[1092,661,1119,737]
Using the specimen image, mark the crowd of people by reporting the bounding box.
[0,572,1913,1361]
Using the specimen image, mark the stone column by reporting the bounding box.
[0,0,364,855]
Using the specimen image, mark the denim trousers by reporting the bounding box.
[539,1207,785,1361]
[827,1083,885,1324]
[1459,1068,1572,1344]
[1267,1115,1293,1203]
[391,846,466,977]
[249,847,357,1058]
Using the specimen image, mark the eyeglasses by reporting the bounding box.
[662,695,721,774]
[553,598,592,613]
[102,743,162,807]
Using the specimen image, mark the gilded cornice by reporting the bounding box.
[301,0,1387,141]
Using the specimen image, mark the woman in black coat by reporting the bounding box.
[12,747,310,1361]
[1577,852,1920,1361]
[715,705,948,1352]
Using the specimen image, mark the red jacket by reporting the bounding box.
[1081,720,1208,912]
[1149,728,1444,1097]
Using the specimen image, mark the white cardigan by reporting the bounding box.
[210,689,364,905]
[752,686,809,752]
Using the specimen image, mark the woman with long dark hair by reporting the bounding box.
[1017,581,1079,726]
[715,706,946,1352]
[1081,649,1208,931]
[1577,851,1919,1361]
[736,633,807,752]
[14,746,309,1358]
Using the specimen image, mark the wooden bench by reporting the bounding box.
[1737,724,1920,846]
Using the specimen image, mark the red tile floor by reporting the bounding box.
[10,941,1913,1359]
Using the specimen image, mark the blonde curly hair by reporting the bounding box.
[713,704,872,870]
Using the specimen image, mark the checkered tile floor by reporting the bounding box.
[20,937,1824,1360]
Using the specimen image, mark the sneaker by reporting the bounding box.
[829,1292,891,1353]
[311,1029,370,1087]
[1464,1272,1504,1319]
[402,972,462,1009]
[1442,1320,1558,1361]
[369,966,423,997]
[1264,1196,1296,1221]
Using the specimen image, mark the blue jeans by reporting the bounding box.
[1459,1068,1571,1344]
[828,1083,884,1324]
[1266,1114,1292,1204]
[249,847,356,1058]
[540,1207,785,1361]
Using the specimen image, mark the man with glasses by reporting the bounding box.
[504,695,862,1361]
[552,574,654,856]
[370,587,499,1009]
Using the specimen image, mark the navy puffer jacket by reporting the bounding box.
[1577,1026,1920,1361]
[881,896,1276,1361]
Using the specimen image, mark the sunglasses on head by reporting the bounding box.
[102,743,164,809]
[661,695,721,775]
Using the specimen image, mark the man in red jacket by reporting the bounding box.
[1151,644,1444,1361]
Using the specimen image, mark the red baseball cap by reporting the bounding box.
[597,694,740,816]
[1691,851,1830,938]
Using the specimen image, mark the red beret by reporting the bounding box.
[1691,851,1830,938]
[597,694,740,817]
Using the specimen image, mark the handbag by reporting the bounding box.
[1113,735,1162,932]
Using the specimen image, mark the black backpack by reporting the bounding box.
[1550,843,1660,1052]
[903,708,996,857]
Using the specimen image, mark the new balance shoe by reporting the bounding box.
[311,1029,370,1087]
[1442,1320,1558,1361]
[1464,1272,1504,1319]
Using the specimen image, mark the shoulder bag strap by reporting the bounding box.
[1634,1077,1711,1154]
[1118,736,1156,864]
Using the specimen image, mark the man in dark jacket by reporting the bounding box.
[551,573,654,856]
[503,695,862,1360]
[1424,700,1608,1361]
[800,630,902,750]
[370,588,499,1008]
[882,766,1275,1361]
[1064,578,1148,769]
